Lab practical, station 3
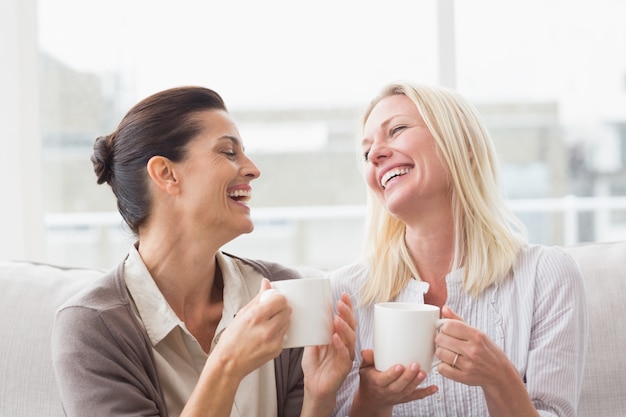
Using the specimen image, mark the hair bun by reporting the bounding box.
[91,135,114,184]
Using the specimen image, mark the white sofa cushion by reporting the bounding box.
[0,261,102,417]
[0,241,625,416]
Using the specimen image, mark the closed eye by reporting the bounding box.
[218,136,242,159]
[391,125,407,136]
[222,150,236,157]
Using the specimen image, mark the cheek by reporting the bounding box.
[430,157,451,185]
[364,165,379,190]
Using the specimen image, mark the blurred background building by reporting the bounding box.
[3,0,626,270]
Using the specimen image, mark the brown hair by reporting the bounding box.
[91,86,227,233]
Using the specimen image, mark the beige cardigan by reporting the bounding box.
[52,253,306,417]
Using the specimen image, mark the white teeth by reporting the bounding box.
[228,189,252,201]
[228,189,251,197]
[381,168,411,188]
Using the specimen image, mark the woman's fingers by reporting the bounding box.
[333,293,357,359]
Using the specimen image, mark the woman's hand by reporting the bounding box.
[184,279,291,417]
[210,279,291,380]
[349,349,437,417]
[301,293,357,416]
[435,305,513,388]
[435,306,539,417]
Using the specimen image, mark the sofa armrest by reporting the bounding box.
[563,241,626,417]
[0,261,103,417]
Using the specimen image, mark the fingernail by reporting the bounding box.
[260,289,279,303]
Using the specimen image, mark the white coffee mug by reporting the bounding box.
[269,277,334,348]
[374,302,446,372]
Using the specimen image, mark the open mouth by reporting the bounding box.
[381,167,411,189]
[228,189,252,203]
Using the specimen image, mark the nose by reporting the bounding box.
[366,141,391,164]
[242,154,261,179]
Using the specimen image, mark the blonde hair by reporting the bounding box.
[359,82,527,304]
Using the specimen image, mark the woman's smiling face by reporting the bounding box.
[173,109,261,240]
[361,94,451,222]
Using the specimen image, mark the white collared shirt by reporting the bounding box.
[124,246,277,417]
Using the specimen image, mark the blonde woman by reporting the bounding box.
[330,82,587,417]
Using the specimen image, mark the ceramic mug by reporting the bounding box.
[264,277,334,348]
[374,302,447,372]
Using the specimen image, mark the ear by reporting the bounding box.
[146,156,180,195]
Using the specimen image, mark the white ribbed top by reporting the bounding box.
[330,244,587,417]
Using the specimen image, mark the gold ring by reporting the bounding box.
[452,352,459,368]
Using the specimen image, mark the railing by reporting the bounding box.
[506,195,626,245]
[44,196,626,268]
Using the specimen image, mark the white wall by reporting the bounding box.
[0,0,44,261]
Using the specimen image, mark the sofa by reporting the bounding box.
[1,241,625,417]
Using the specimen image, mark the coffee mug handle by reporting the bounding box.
[430,318,450,369]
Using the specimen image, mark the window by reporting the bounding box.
[3,0,626,267]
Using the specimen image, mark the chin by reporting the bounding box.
[382,197,401,216]
[241,220,255,234]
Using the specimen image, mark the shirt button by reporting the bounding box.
[435,393,442,402]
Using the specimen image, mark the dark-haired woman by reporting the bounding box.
[52,86,356,417]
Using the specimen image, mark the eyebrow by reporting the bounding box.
[219,135,247,152]
[219,135,241,146]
